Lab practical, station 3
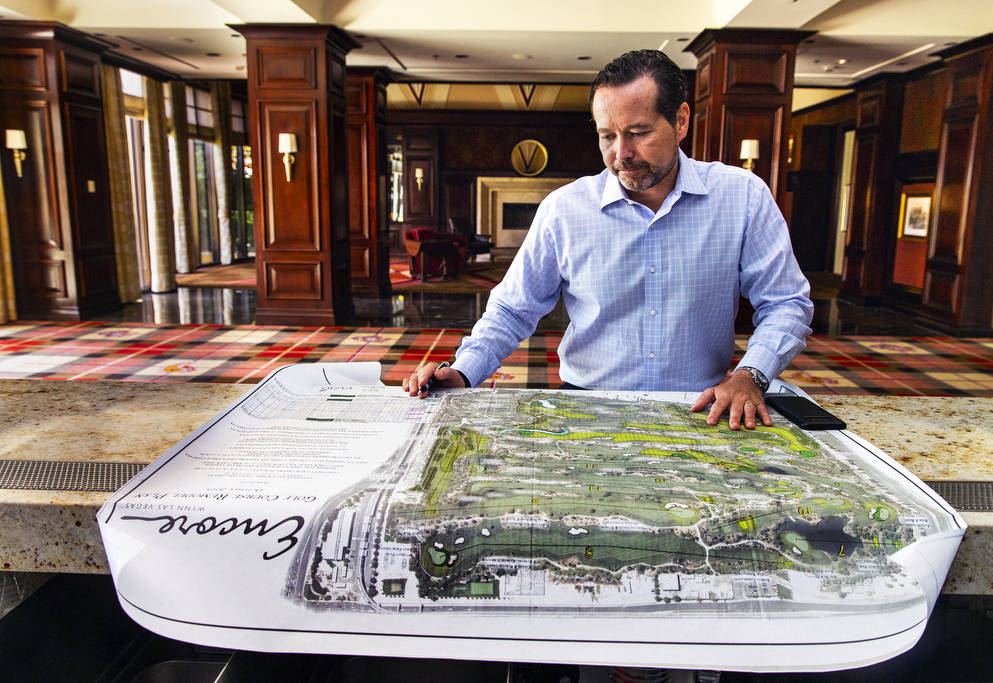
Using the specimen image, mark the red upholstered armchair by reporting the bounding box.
[403,228,467,281]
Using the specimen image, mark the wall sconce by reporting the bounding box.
[5,129,27,179]
[739,139,759,172]
[414,167,424,191]
[278,133,297,182]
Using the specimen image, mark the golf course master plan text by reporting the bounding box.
[294,388,951,613]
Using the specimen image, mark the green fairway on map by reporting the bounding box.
[295,389,952,613]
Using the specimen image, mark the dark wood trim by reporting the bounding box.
[932,33,993,60]
[894,150,939,183]
[387,109,594,127]
[101,51,179,81]
[232,22,357,326]
[685,28,816,56]
[0,19,121,321]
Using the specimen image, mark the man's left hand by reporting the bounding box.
[690,369,772,430]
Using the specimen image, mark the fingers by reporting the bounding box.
[757,401,773,427]
[698,374,769,430]
[690,387,716,413]
[402,362,438,397]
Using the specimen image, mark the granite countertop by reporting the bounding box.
[0,380,990,595]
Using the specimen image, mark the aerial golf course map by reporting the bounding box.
[99,366,965,669]
[295,388,955,614]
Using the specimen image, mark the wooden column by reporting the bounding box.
[839,76,904,302]
[346,67,392,296]
[0,21,121,320]
[233,24,357,326]
[921,36,993,334]
[685,28,812,212]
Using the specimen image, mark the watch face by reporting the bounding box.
[511,139,548,176]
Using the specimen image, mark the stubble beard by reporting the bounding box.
[613,153,678,194]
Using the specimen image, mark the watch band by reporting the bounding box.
[738,366,769,393]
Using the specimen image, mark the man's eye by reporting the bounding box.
[631,131,647,137]
[600,134,615,142]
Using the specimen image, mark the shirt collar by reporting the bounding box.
[599,148,709,211]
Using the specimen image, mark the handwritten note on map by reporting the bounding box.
[98,363,965,672]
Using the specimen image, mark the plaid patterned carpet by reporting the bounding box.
[1,321,993,395]
[0,322,993,396]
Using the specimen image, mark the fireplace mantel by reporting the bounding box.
[476,176,575,248]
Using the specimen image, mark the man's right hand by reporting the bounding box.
[402,362,468,398]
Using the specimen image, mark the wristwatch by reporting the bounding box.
[737,366,769,393]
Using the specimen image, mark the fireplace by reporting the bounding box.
[476,176,574,248]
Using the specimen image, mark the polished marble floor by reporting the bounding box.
[92,284,947,337]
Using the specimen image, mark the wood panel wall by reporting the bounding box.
[686,28,812,212]
[922,37,993,333]
[388,110,603,232]
[346,67,391,295]
[0,21,120,320]
[234,24,357,326]
[839,76,904,302]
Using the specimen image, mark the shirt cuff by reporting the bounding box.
[736,345,779,389]
[451,353,490,388]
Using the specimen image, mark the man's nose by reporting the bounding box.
[615,135,635,159]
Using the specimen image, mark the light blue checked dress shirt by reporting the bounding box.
[452,149,813,391]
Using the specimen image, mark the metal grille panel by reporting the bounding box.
[1,461,991,510]
[924,481,993,512]
[0,460,145,492]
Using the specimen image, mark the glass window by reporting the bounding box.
[185,85,214,136]
[189,139,219,265]
[119,69,144,97]
[231,99,245,134]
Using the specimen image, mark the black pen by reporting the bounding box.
[419,360,451,395]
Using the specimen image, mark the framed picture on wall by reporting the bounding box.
[898,192,932,239]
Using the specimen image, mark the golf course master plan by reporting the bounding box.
[297,388,957,615]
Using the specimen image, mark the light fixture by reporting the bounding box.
[414,167,424,191]
[739,139,759,172]
[278,133,297,183]
[5,129,27,178]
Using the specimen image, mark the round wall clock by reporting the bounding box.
[511,139,548,176]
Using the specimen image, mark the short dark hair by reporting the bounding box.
[589,50,688,126]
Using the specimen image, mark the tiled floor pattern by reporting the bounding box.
[2,321,993,395]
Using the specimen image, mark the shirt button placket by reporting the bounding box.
[644,219,662,388]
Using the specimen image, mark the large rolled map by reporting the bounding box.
[99,363,964,672]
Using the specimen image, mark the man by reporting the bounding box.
[404,49,812,430]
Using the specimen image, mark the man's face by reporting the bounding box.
[592,76,688,198]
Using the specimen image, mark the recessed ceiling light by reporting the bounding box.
[454,54,468,59]
[836,58,847,65]
[577,55,592,61]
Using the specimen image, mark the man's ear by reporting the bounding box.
[675,101,690,143]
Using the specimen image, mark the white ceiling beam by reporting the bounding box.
[337,0,721,33]
[723,0,843,29]
[210,0,318,23]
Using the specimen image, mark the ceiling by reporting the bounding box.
[1,0,991,88]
